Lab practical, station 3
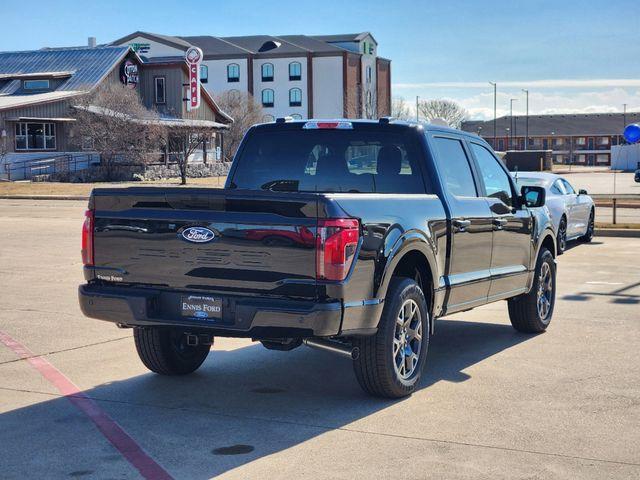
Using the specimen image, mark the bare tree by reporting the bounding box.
[72,83,163,179]
[214,91,263,162]
[167,126,215,185]
[345,85,377,119]
[391,96,412,120]
[418,99,469,129]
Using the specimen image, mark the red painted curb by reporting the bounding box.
[0,331,173,480]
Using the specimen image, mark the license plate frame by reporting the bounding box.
[180,295,222,320]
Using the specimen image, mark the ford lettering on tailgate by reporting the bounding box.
[181,227,215,243]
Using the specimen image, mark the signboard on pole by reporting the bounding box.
[185,46,203,111]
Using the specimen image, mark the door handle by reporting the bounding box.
[493,218,509,229]
[452,219,471,232]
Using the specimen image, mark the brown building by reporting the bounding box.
[0,43,231,179]
[462,113,640,166]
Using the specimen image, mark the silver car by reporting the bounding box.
[514,172,595,254]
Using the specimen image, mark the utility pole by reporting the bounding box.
[416,96,419,122]
[510,98,518,149]
[489,82,497,148]
[623,103,627,130]
[522,89,529,150]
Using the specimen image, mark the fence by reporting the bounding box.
[3,154,99,181]
[592,194,640,226]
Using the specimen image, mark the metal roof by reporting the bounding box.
[462,113,640,137]
[0,45,129,92]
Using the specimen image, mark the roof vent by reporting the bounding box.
[259,40,281,52]
[88,37,96,48]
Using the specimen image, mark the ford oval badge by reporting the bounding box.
[181,227,215,243]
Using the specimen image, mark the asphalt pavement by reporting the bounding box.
[0,199,638,479]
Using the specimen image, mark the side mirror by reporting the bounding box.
[521,185,546,208]
[578,189,588,195]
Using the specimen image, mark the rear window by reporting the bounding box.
[229,129,428,193]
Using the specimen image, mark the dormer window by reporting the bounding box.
[24,79,50,90]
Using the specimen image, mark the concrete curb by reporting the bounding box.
[595,228,640,238]
[0,195,89,201]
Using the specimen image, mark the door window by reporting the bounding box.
[470,143,513,207]
[550,180,565,195]
[560,179,575,195]
[431,137,477,197]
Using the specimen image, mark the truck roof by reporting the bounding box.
[254,118,482,140]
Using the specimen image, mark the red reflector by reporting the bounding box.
[316,218,360,281]
[81,209,94,266]
[303,121,353,130]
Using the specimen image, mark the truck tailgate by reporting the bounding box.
[90,188,320,299]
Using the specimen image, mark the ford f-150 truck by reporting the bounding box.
[79,118,556,398]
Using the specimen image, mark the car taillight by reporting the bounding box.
[316,218,360,281]
[81,209,94,266]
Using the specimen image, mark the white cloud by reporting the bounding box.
[394,79,640,89]
[400,88,640,121]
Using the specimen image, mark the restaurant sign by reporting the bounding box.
[185,46,203,110]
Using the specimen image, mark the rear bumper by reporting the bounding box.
[78,283,380,338]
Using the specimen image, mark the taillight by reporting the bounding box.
[316,218,360,281]
[81,209,94,266]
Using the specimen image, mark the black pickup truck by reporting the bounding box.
[79,119,556,398]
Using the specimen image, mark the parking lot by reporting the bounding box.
[0,199,639,479]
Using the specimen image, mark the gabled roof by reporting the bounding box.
[112,31,192,51]
[462,113,640,137]
[312,32,376,44]
[112,31,376,57]
[179,36,252,56]
[0,45,130,92]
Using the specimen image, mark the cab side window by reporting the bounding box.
[470,143,513,207]
[431,137,477,197]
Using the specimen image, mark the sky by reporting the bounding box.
[3,0,639,120]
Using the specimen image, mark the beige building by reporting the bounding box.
[113,31,391,121]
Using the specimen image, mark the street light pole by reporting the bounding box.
[489,82,497,148]
[416,96,419,122]
[510,98,518,150]
[522,89,529,150]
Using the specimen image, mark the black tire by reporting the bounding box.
[556,217,567,255]
[507,248,556,333]
[580,209,595,243]
[134,328,211,375]
[352,278,429,398]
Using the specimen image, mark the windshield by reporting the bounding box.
[229,129,428,193]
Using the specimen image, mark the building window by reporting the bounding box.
[598,136,609,146]
[552,137,564,147]
[23,79,50,90]
[200,65,208,84]
[596,154,609,164]
[227,63,240,82]
[262,114,275,123]
[497,139,505,151]
[15,122,56,150]
[289,88,302,107]
[262,89,274,107]
[366,66,372,83]
[555,155,564,164]
[290,113,302,120]
[289,62,301,81]
[261,63,274,82]
[575,137,586,146]
[576,154,587,163]
[154,77,166,104]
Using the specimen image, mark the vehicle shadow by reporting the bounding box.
[0,319,534,479]
[561,280,640,304]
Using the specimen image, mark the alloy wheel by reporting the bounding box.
[393,299,423,380]
[536,262,553,321]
